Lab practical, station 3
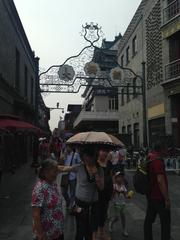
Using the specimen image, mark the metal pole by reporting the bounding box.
[141,62,148,147]
[35,57,40,126]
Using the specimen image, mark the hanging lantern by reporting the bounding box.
[84,61,100,77]
[110,67,123,82]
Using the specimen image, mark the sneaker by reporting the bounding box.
[122,230,128,237]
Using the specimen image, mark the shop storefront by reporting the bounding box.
[149,117,166,147]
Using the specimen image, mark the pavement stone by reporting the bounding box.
[0,163,36,240]
[0,167,179,240]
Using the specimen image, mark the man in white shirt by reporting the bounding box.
[61,145,81,209]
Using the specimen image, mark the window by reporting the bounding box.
[127,124,132,134]
[31,77,34,104]
[134,123,140,148]
[15,48,20,89]
[24,65,28,97]
[126,46,130,64]
[169,31,180,62]
[127,83,130,102]
[149,118,165,146]
[121,88,124,106]
[133,77,137,98]
[132,36,137,56]
[109,96,118,110]
[121,55,124,67]
[122,126,126,134]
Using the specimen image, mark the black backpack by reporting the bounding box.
[133,160,151,195]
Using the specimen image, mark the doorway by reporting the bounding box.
[171,93,180,147]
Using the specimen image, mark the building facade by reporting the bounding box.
[161,0,180,147]
[117,0,180,148]
[59,0,179,148]
[0,0,49,172]
[73,35,122,134]
[117,0,147,148]
[0,0,39,120]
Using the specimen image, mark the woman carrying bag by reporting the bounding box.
[59,145,104,240]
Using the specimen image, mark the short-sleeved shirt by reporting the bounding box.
[148,152,168,200]
[73,163,104,203]
[118,148,126,163]
[31,180,64,240]
[64,152,81,180]
[112,183,127,206]
[109,151,119,165]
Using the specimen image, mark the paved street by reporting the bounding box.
[0,165,179,240]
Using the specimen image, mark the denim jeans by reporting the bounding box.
[144,199,171,240]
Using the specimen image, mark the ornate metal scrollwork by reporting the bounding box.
[39,22,147,147]
[39,22,143,96]
[39,23,103,95]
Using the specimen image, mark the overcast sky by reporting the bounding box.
[13,0,141,130]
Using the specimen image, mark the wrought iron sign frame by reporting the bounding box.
[39,23,143,96]
[39,22,147,146]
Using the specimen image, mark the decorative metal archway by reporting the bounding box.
[39,22,148,146]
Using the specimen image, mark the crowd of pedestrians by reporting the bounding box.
[31,139,171,240]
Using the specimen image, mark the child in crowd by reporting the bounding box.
[108,171,132,237]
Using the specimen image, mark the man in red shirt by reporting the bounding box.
[144,142,171,240]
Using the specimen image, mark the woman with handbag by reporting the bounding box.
[58,145,104,240]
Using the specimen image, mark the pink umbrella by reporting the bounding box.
[66,131,125,147]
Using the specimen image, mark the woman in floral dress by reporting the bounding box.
[32,159,64,240]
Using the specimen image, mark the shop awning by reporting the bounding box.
[0,118,42,134]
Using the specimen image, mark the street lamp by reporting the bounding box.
[39,23,148,147]
[48,104,64,113]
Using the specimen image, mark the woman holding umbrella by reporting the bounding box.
[59,131,124,240]
[59,145,104,240]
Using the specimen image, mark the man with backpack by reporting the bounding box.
[144,142,171,240]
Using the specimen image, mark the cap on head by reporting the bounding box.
[114,171,124,177]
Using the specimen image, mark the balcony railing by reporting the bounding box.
[163,0,180,24]
[74,110,119,127]
[165,59,180,80]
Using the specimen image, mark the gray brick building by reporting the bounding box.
[117,0,180,148]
